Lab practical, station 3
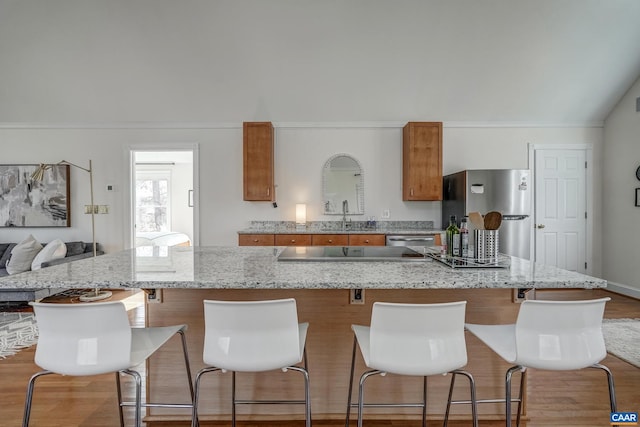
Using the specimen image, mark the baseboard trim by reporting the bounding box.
[606,281,640,300]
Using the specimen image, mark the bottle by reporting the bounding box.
[446,215,460,257]
[460,217,469,257]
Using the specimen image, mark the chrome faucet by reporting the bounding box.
[342,200,351,230]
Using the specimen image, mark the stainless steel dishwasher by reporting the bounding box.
[385,235,437,247]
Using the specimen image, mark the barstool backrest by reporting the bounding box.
[369,301,467,375]
[515,297,610,370]
[202,298,301,372]
[30,301,132,376]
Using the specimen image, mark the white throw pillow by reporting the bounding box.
[31,239,67,271]
[6,235,43,275]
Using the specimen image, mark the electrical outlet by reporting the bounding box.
[512,288,535,303]
[350,288,365,305]
[146,289,163,303]
[381,209,390,219]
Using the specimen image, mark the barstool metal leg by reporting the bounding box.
[178,330,196,402]
[357,370,383,427]
[22,370,54,427]
[287,365,312,427]
[232,371,237,427]
[191,367,222,427]
[445,370,478,427]
[505,365,523,427]
[422,376,427,427]
[115,372,125,427]
[443,371,457,427]
[591,363,617,412]
[345,336,358,427]
[515,368,526,427]
[121,369,143,427]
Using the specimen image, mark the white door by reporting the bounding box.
[534,149,587,272]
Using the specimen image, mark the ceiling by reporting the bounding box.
[1,0,639,124]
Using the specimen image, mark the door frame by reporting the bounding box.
[124,143,200,249]
[528,143,593,274]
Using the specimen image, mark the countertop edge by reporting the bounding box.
[238,229,443,235]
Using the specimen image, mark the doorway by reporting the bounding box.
[128,147,198,249]
[529,144,592,273]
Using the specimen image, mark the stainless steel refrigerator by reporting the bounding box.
[442,169,532,259]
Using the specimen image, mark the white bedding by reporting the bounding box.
[135,232,191,247]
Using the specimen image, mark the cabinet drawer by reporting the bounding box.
[348,234,385,246]
[238,234,275,246]
[275,234,312,246]
[311,234,349,246]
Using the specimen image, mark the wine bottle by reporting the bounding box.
[446,215,460,257]
[460,217,469,257]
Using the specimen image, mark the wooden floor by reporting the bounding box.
[0,288,638,426]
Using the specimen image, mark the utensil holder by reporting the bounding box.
[474,230,499,262]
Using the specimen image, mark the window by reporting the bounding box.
[136,171,171,232]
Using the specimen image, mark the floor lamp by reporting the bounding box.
[31,160,112,302]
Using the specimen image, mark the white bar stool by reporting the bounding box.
[345,301,478,427]
[464,297,616,427]
[23,301,195,427]
[191,298,310,427]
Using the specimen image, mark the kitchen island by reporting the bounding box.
[0,246,607,424]
[0,245,607,290]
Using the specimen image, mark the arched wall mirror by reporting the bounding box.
[322,154,364,215]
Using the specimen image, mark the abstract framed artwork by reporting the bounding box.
[0,164,71,227]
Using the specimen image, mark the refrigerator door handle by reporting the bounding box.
[502,214,529,220]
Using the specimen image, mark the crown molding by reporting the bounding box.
[0,120,604,130]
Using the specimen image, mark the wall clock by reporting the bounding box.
[636,165,640,181]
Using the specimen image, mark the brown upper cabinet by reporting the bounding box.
[402,122,443,201]
[243,122,274,201]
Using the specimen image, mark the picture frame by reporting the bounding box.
[0,164,71,227]
[636,188,640,207]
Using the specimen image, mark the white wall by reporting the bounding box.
[0,124,604,277]
[603,76,640,294]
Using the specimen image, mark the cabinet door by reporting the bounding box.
[275,234,312,246]
[348,234,385,246]
[311,234,349,246]
[243,122,274,201]
[403,122,443,201]
[238,234,275,246]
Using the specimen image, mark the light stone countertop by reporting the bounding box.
[0,246,607,290]
[237,220,442,235]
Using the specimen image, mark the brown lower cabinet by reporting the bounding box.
[310,234,349,246]
[348,234,386,246]
[274,234,312,246]
[239,233,385,246]
[238,234,275,246]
